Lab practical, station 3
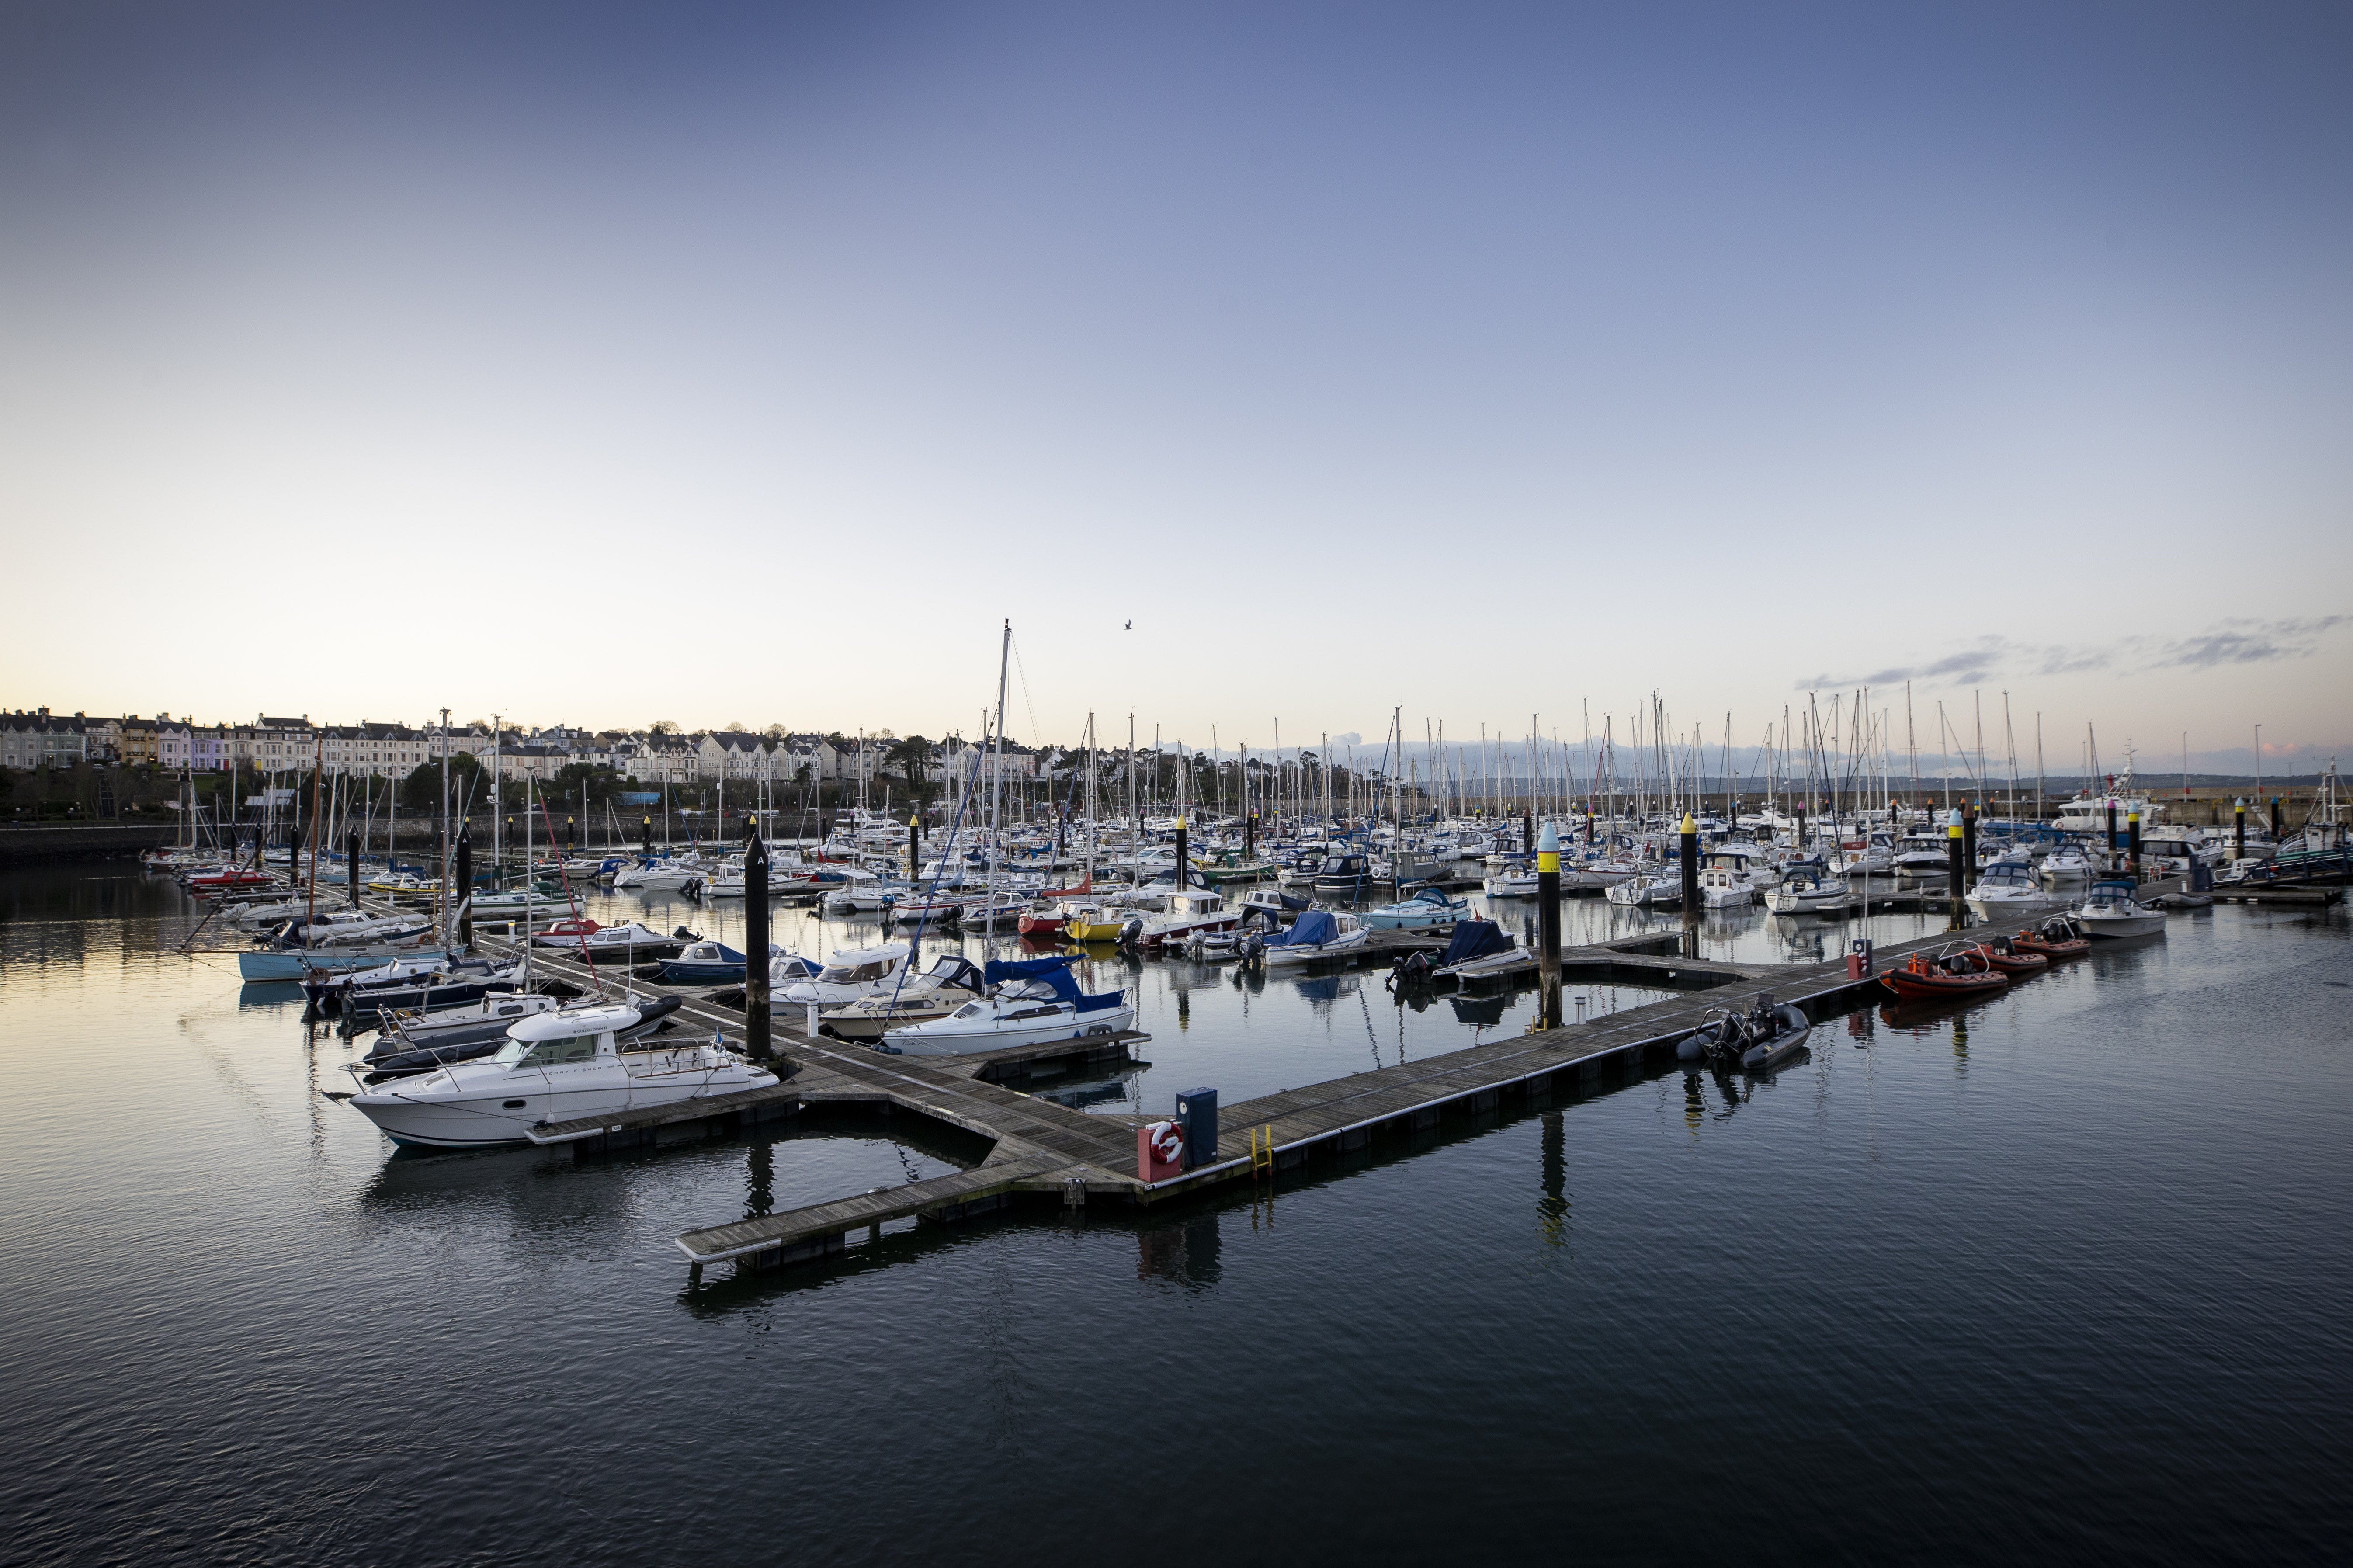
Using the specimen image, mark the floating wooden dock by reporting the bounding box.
[639,928,1978,1276]
[441,893,2153,1280]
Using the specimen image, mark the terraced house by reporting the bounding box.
[0,710,89,770]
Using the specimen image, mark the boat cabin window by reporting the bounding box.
[820,958,894,983]
[502,1034,602,1068]
[951,1002,986,1020]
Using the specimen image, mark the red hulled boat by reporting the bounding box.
[2011,914,2092,959]
[1880,944,2010,1002]
[1981,940,2050,975]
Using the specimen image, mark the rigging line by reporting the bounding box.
[1006,629,1046,780]
[886,746,985,1014]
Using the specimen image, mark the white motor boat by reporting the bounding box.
[1837,840,1896,877]
[1768,874,1854,916]
[1967,864,2064,918]
[237,898,358,929]
[1137,887,1241,950]
[610,857,705,892]
[1363,888,1470,930]
[882,957,1134,1056]
[1605,872,1681,908]
[1563,857,1639,889]
[378,990,569,1051]
[886,895,971,927]
[2039,846,2096,883]
[818,955,989,1042]
[343,1001,776,1148]
[956,894,1035,932]
[779,944,913,1006]
[1257,909,1368,968]
[534,921,684,957]
[1484,869,1541,897]
[1696,864,1755,909]
[2075,878,2168,938]
[1892,834,1952,872]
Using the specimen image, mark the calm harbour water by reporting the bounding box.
[3,864,2349,1565]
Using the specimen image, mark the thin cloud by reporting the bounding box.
[2151,615,2347,670]
[1799,615,2345,690]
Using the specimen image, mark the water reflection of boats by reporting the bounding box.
[1877,992,1996,1032]
[1448,992,1510,1028]
[1031,1064,1147,1110]
[1292,972,1361,1006]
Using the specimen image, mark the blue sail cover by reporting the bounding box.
[1265,909,1339,947]
[1441,919,1513,966]
[985,955,1082,1001]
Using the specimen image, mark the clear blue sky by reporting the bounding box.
[3,2,2346,772]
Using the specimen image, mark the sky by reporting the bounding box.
[2,1,2347,774]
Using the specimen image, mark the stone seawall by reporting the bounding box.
[0,825,178,866]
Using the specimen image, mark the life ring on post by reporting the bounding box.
[1148,1120,1184,1167]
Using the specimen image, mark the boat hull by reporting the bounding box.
[1880,970,2007,1002]
[884,1010,1135,1057]
[351,1069,777,1148]
[1261,934,1371,968]
[2080,913,2167,938]
[239,945,437,981]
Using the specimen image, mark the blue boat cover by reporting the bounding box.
[1265,909,1339,947]
[985,955,1074,982]
[985,954,1081,1001]
[1441,919,1512,966]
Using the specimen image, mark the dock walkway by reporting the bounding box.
[454,903,2080,1278]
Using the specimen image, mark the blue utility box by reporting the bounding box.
[1175,1088,1218,1170]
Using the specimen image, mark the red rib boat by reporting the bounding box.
[2011,914,2092,959]
[1982,940,2050,975]
[1880,944,2010,1002]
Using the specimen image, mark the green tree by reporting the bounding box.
[883,735,933,796]
[399,753,482,811]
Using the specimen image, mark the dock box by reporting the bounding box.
[1175,1088,1217,1170]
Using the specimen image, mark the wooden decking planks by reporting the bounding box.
[675,1152,1070,1264]
[476,910,2006,1271]
[528,1080,804,1144]
[1201,927,1968,1167]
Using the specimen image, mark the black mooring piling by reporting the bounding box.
[744,827,771,1060]
[1537,822,1562,1028]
